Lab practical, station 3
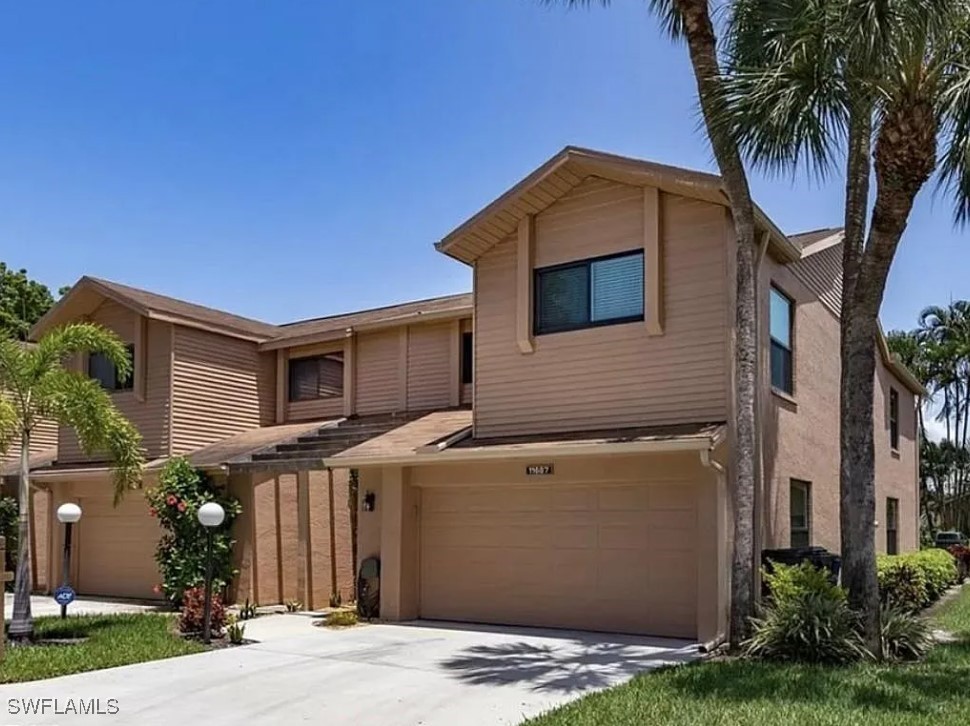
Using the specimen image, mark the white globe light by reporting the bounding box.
[197,502,226,528]
[56,503,82,524]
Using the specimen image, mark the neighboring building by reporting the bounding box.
[330,147,923,643]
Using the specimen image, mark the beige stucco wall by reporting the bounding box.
[472,178,731,438]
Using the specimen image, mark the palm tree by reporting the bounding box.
[542,0,760,646]
[0,324,144,640]
[719,0,970,658]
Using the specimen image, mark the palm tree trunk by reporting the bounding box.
[674,0,758,648]
[9,430,33,641]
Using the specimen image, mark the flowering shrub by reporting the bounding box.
[145,457,242,604]
[948,544,970,582]
[178,585,227,635]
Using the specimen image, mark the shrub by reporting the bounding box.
[877,549,958,612]
[910,549,959,600]
[746,563,869,664]
[146,457,242,604]
[178,586,227,635]
[225,614,246,644]
[948,544,970,582]
[0,496,18,585]
[881,605,933,662]
[324,610,358,628]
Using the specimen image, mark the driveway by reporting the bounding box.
[4,594,164,619]
[0,618,700,725]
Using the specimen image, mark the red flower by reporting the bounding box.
[177,501,187,512]
[149,507,158,517]
[152,584,162,594]
[166,495,177,506]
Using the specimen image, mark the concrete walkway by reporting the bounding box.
[3,594,164,619]
[0,617,700,726]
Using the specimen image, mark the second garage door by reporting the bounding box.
[419,482,698,638]
[77,491,163,600]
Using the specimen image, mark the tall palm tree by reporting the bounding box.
[543,0,760,646]
[0,324,144,640]
[719,0,970,658]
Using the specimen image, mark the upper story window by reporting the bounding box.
[289,353,344,402]
[889,387,900,450]
[534,250,644,336]
[790,479,812,548]
[770,286,794,394]
[461,332,473,385]
[89,344,135,393]
[886,497,899,555]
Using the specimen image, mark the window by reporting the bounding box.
[770,286,794,394]
[790,479,811,548]
[88,344,135,392]
[461,331,473,385]
[889,387,900,450]
[886,498,899,555]
[288,353,344,402]
[534,250,644,335]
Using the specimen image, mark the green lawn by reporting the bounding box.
[525,586,970,726]
[0,614,204,683]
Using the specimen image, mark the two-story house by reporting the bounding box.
[20,276,471,609]
[329,147,922,644]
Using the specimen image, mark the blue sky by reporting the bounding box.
[0,1,963,332]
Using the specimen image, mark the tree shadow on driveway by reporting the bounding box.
[437,628,699,694]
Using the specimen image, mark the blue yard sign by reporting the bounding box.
[53,586,76,607]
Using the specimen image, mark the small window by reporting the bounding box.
[889,387,900,451]
[461,331,473,385]
[288,353,344,402]
[886,498,899,555]
[770,286,794,394]
[790,479,811,548]
[534,251,644,335]
[88,344,135,392]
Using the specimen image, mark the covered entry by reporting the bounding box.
[420,480,698,637]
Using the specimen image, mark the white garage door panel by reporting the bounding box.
[77,493,162,600]
[419,482,697,637]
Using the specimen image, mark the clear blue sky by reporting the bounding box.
[0,1,963,331]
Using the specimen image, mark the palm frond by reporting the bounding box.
[0,397,16,457]
[39,368,144,503]
[30,323,132,387]
[539,0,683,39]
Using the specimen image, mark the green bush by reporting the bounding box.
[878,549,958,612]
[881,605,933,662]
[0,496,18,586]
[746,563,869,664]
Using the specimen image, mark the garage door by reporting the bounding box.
[419,482,698,637]
[77,491,162,600]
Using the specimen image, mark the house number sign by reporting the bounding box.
[525,464,554,476]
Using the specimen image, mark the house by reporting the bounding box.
[15,276,471,608]
[329,147,922,643]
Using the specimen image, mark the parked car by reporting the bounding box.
[935,531,968,548]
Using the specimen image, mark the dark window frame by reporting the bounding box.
[88,344,135,393]
[288,352,345,403]
[790,479,812,548]
[770,285,795,394]
[533,249,645,336]
[886,497,900,555]
[889,387,900,451]
[461,331,473,385]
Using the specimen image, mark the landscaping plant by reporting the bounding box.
[880,605,933,663]
[178,586,227,636]
[225,614,246,644]
[877,549,958,612]
[949,544,970,582]
[0,495,18,584]
[146,457,241,604]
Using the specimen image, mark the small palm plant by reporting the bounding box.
[0,324,144,640]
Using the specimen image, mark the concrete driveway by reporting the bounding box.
[4,594,164,619]
[0,618,700,726]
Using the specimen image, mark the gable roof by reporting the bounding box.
[261,292,473,351]
[435,146,801,266]
[31,276,281,343]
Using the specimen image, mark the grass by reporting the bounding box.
[0,614,205,683]
[524,585,970,726]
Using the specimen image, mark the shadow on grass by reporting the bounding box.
[440,639,698,694]
[20,613,173,641]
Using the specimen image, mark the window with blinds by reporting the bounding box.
[288,353,344,402]
[89,344,135,392]
[534,250,644,335]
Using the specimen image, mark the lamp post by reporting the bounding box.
[197,502,225,644]
[56,503,82,619]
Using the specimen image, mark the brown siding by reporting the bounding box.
[3,418,58,464]
[59,302,171,462]
[170,326,272,454]
[406,322,452,411]
[308,469,354,606]
[762,257,918,554]
[356,330,402,415]
[788,242,843,316]
[474,178,729,437]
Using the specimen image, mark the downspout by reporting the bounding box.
[700,445,728,653]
